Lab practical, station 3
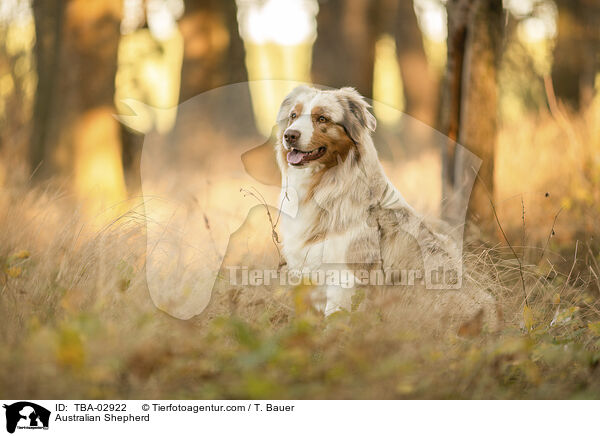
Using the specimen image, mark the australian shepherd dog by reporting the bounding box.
[274,85,496,328]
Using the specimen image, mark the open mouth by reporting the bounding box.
[286,147,327,166]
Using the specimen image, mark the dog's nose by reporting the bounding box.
[284,129,301,145]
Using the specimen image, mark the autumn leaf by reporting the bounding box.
[56,328,85,370]
[551,306,580,326]
[458,309,484,338]
[13,250,30,259]
[523,305,535,331]
[587,322,600,337]
[293,283,314,315]
[396,382,415,395]
[5,266,22,278]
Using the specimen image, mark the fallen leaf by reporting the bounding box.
[523,305,534,331]
[56,328,85,370]
[553,306,580,325]
[14,250,30,259]
[588,322,600,336]
[5,266,22,278]
[458,309,484,337]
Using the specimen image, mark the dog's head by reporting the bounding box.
[276,86,376,169]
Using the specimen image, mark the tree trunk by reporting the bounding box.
[440,0,502,233]
[392,0,438,126]
[440,0,473,219]
[552,0,599,110]
[178,0,247,102]
[30,0,65,173]
[312,0,437,117]
[31,0,127,217]
[456,0,502,231]
[312,0,377,98]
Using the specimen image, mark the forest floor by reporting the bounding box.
[1,108,600,399]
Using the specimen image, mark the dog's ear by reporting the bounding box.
[337,87,376,143]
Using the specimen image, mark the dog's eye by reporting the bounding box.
[318,116,327,123]
[290,113,297,119]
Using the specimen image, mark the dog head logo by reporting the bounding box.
[3,402,50,434]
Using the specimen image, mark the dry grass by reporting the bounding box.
[496,98,600,245]
[1,105,600,399]
[0,190,599,399]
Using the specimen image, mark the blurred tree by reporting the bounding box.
[312,0,377,98]
[551,0,599,110]
[441,0,503,231]
[178,0,247,102]
[380,0,438,126]
[312,0,437,124]
[0,5,36,185]
[31,0,127,217]
[440,0,471,220]
[172,0,253,141]
[30,0,63,175]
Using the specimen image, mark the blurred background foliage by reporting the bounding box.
[1,0,600,399]
[0,0,597,235]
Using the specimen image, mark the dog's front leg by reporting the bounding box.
[323,269,356,315]
[324,285,354,315]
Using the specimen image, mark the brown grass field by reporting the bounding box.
[1,103,600,400]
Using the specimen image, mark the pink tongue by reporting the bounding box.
[287,149,306,165]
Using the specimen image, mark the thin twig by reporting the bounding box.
[521,195,526,259]
[473,168,528,306]
[589,266,600,295]
[562,240,579,295]
[240,187,285,267]
[273,176,290,228]
[586,241,600,293]
[28,160,43,181]
[539,207,562,263]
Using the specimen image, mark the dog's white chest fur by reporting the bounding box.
[279,166,362,272]
[278,162,381,314]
